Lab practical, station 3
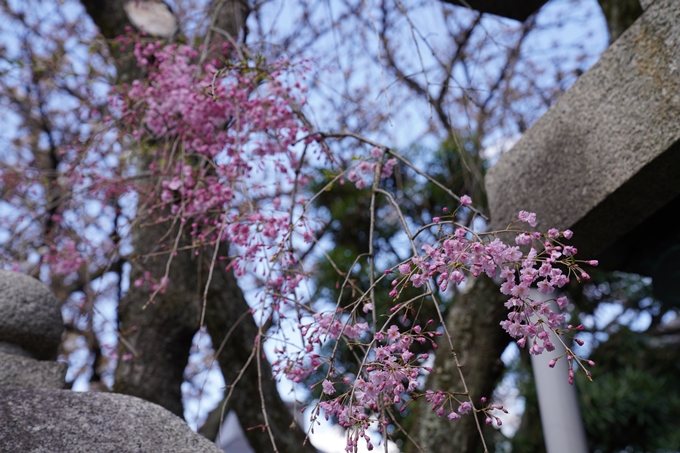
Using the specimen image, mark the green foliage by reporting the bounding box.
[578,327,680,453]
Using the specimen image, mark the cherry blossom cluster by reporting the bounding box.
[310,323,438,451]
[43,239,87,276]
[266,195,597,449]
[29,34,322,293]
[273,312,369,384]
[346,146,398,189]
[424,392,508,425]
[302,317,508,449]
[391,205,597,381]
[117,39,310,257]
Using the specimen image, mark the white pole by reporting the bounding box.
[529,290,588,453]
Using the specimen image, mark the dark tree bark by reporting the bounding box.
[210,0,250,40]
[79,0,130,41]
[113,216,203,416]
[79,0,144,84]
[79,1,316,451]
[408,275,509,453]
[114,215,315,452]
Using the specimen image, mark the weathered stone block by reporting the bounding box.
[0,352,67,389]
[0,270,63,360]
[485,0,680,259]
[0,387,224,453]
[640,0,656,11]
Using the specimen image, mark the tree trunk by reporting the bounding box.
[80,1,315,451]
[409,275,509,453]
[113,214,203,416]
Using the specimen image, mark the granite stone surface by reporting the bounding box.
[0,270,63,360]
[640,0,656,10]
[485,0,680,258]
[0,352,67,389]
[0,387,223,453]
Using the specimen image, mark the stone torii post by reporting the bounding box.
[484,0,680,452]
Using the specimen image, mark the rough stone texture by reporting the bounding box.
[640,0,656,10]
[0,270,63,360]
[0,352,67,389]
[0,387,224,453]
[485,0,680,259]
